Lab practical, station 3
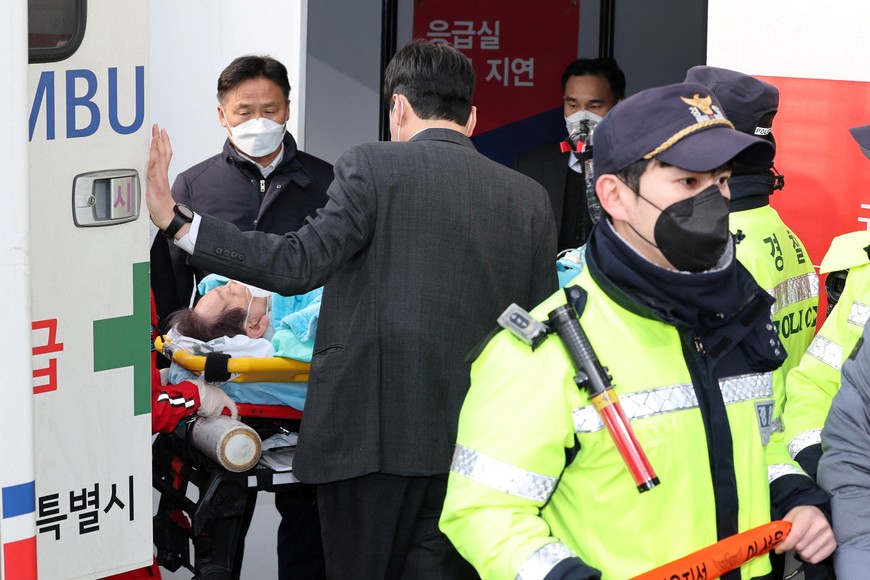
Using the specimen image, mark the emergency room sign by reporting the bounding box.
[412,0,580,157]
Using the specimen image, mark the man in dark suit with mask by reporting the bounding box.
[515,57,626,251]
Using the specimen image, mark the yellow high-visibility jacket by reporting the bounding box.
[731,204,819,425]
[441,264,811,580]
[783,231,870,476]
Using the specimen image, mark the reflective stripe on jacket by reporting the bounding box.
[731,205,819,427]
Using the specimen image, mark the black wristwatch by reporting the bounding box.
[161,204,194,239]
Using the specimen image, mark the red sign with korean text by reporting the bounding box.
[412,1,580,135]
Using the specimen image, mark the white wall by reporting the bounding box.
[707,0,870,81]
[150,0,308,183]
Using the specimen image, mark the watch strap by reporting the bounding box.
[161,205,193,239]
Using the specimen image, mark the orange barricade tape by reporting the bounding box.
[631,520,792,580]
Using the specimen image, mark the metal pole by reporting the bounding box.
[379,0,399,142]
[599,0,615,58]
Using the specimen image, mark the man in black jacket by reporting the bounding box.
[153,55,333,313]
[150,54,331,580]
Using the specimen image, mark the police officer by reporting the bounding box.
[440,83,835,579]
[784,126,870,479]
[685,66,819,450]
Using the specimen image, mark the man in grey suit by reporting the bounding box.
[147,41,558,579]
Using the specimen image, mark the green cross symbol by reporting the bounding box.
[93,261,151,416]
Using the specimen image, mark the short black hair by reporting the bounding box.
[614,158,653,193]
[598,157,653,222]
[383,40,476,125]
[168,305,247,343]
[561,58,626,100]
[217,55,291,104]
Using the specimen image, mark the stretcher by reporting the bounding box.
[155,334,310,384]
[152,335,309,580]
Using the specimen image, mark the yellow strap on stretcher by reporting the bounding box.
[154,335,310,383]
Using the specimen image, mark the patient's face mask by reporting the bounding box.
[224,112,286,158]
[238,282,271,300]
[237,282,272,333]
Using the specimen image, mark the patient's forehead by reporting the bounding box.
[195,282,250,320]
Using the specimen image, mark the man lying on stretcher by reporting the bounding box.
[160,275,322,419]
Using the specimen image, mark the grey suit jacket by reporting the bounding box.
[189,128,558,483]
[819,324,870,579]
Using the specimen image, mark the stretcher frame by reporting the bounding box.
[152,335,308,579]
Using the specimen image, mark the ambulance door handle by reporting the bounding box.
[72,169,141,227]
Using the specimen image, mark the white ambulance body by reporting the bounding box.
[3,0,152,577]
[1,0,308,578]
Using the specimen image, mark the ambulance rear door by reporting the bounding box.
[27,0,152,576]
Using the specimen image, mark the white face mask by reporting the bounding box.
[225,115,286,158]
[238,281,271,299]
[565,109,603,141]
[240,282,272,336]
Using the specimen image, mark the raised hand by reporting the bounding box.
[146,123,176,231]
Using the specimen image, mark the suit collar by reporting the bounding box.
[409,127,475,149]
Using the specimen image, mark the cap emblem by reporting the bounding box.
[680,94,726,122]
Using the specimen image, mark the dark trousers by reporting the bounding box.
[317,473,479,580]
[276,483,326,580]
[227,483,325,580]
